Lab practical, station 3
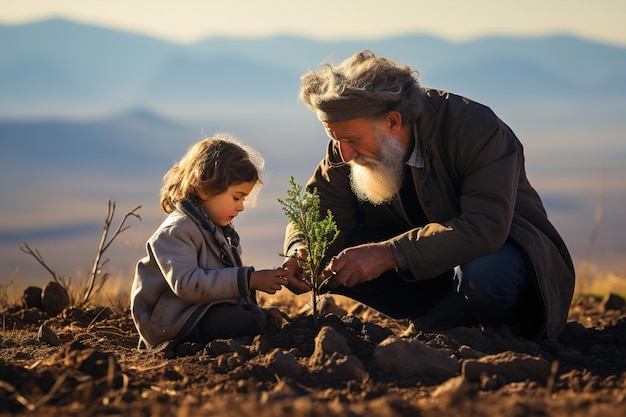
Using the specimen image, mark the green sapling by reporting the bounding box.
[278,176,339,322]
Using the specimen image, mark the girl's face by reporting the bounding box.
[199,181,256,227]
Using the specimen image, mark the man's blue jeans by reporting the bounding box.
[455,241,532,327]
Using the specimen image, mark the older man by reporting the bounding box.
[283,50,575,340]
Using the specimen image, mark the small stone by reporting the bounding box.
[41,281,70,316]
[432,375,475,409]
[309,326,351,367]
[324,353,365,381]
[363,321,394,344]
[462,351,551,383]
[263,348,304,377]
[22,286,43,310]
[454,345,484,360]
[250,334,270,355]
[37,324,60,346]
[372,336,460,381]
[205,338,245,356]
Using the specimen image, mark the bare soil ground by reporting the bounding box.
[1,289,625,417]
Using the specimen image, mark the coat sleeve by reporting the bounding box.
[150,219,252,304]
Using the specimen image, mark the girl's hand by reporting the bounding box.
[249,269,289,294]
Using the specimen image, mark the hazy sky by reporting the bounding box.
[1,0,625,46]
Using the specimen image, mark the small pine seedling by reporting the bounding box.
[277,176,339,321]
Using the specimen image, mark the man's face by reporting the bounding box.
[323,117,381,164]
[323,118,406,205]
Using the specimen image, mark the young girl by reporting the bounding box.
[131,134,295,349]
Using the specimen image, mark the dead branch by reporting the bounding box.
[80,198,141,307]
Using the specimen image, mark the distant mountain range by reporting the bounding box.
[1,18,625,120]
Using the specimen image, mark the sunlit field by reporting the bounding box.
[2,253,625,313]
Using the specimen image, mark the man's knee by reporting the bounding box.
[456,242,531,326]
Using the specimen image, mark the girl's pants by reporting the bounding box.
[189,303,266,343]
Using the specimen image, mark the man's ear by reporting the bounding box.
[386,111,403,130]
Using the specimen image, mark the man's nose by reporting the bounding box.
[339,141,357,163]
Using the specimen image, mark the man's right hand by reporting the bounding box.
[281,247,311,294]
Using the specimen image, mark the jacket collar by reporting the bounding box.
[178,197,240,248]
[178,197,242,267]
[179,197,214,231]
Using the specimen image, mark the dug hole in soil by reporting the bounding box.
[1,284,626,417]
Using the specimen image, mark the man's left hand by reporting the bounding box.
[321,243,397,288]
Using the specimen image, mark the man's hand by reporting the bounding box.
[321,243,397,288]
[281,247,311,294]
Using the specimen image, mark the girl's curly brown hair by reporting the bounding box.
[160,133,264,214]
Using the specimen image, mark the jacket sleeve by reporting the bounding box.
[149,219,253,304]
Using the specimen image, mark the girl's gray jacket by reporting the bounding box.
[131,199,255,348]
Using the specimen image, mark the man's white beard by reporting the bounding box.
[349,128,406,205]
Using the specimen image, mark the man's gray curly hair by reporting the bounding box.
[299,50,424,124]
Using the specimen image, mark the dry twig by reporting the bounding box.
[80,199,141,307]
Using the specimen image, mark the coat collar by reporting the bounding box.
[178,198,241,249]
